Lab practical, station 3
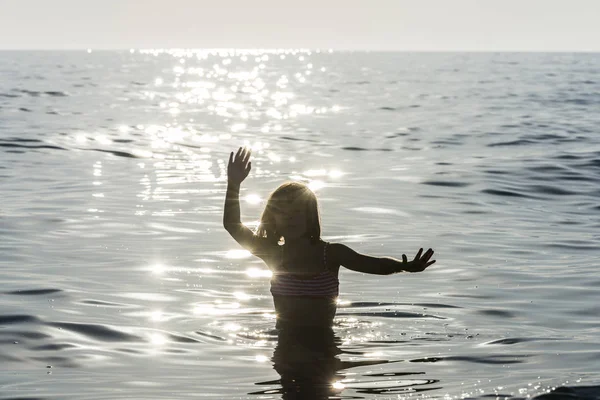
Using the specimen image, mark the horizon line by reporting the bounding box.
[1,48,600,53]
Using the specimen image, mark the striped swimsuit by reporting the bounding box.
[270,242,339,298]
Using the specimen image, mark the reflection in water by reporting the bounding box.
[250,325,439,399]
[271,327,344,399]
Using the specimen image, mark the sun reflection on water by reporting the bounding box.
[232,291,252,301]
[255,354,269,363]
[224,249,252,259]
[246,268,273,279]
[192,302,241,316]
[149,333,167,346]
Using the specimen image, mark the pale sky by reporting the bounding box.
[1,0,599,51]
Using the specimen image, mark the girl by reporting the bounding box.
[223,147,436,328]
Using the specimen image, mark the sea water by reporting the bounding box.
[1,50,599,399]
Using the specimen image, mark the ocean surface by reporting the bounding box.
[1,50,600,399]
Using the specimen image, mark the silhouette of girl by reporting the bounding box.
[223,146,436,328]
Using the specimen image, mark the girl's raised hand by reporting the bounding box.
[402,248,436,273]
[228,146,252,185]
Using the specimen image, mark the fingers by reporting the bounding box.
[416,248,434,259]
[228,151,233,165]
[423,248,434,261]
[411,248,436,272]
[234,146,252,164]
[242,148,252,164]
[414,248,423,260]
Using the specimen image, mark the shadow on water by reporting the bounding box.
[249,325,440,399]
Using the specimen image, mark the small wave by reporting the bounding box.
[410,354,526,364]
[545,241,599,251]
[5,288,63,296]
[0,315,41,325]
[481,189,538,199]
[345,378,440,395]
[337,311,445,319]
[422,181,471,187]
[342,146,392,151]
[535,132,567,139]
[31,355,79,368]
[581,159,600,169]
[483,337,563,346]
[79,299,133,308]
[563,98,593,106]
[17,89,41,96]
[168,333,203,343]
[338,301,402,308]
[529,184,578,196]
[414,303,462,309]
[85,148,139,158]
[0,330,50,340]
[527,164,569,173]
[49,322,142,342]
[430,140,462,146]
[0,143,66,151]
[484,169,510,175]
[385,132,410,138]
[0,138,43,143]
[557,173,597,182]
[194,330,227,342]
[279,135,318,142]
[44,91,68,97]
[488,139,537,147]
[32,343,77,351]
[477,309,516,318]
[364,371,426,377]
[13,89,68,97]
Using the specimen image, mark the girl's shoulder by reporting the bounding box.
[247,235,279,263]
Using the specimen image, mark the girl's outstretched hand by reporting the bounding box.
[402,248,436,273]
[228,146,251,185]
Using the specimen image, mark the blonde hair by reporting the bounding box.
[256,181,322,245]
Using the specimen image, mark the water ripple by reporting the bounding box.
[48,322,142,342]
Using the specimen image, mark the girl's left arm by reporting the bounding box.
[329,243,435,275]
[222,147,271,259]
[223,182,271,258]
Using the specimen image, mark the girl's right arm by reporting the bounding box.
[329,243,435,275]
[223,147,270,257]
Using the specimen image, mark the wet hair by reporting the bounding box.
[256,181,322,245]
